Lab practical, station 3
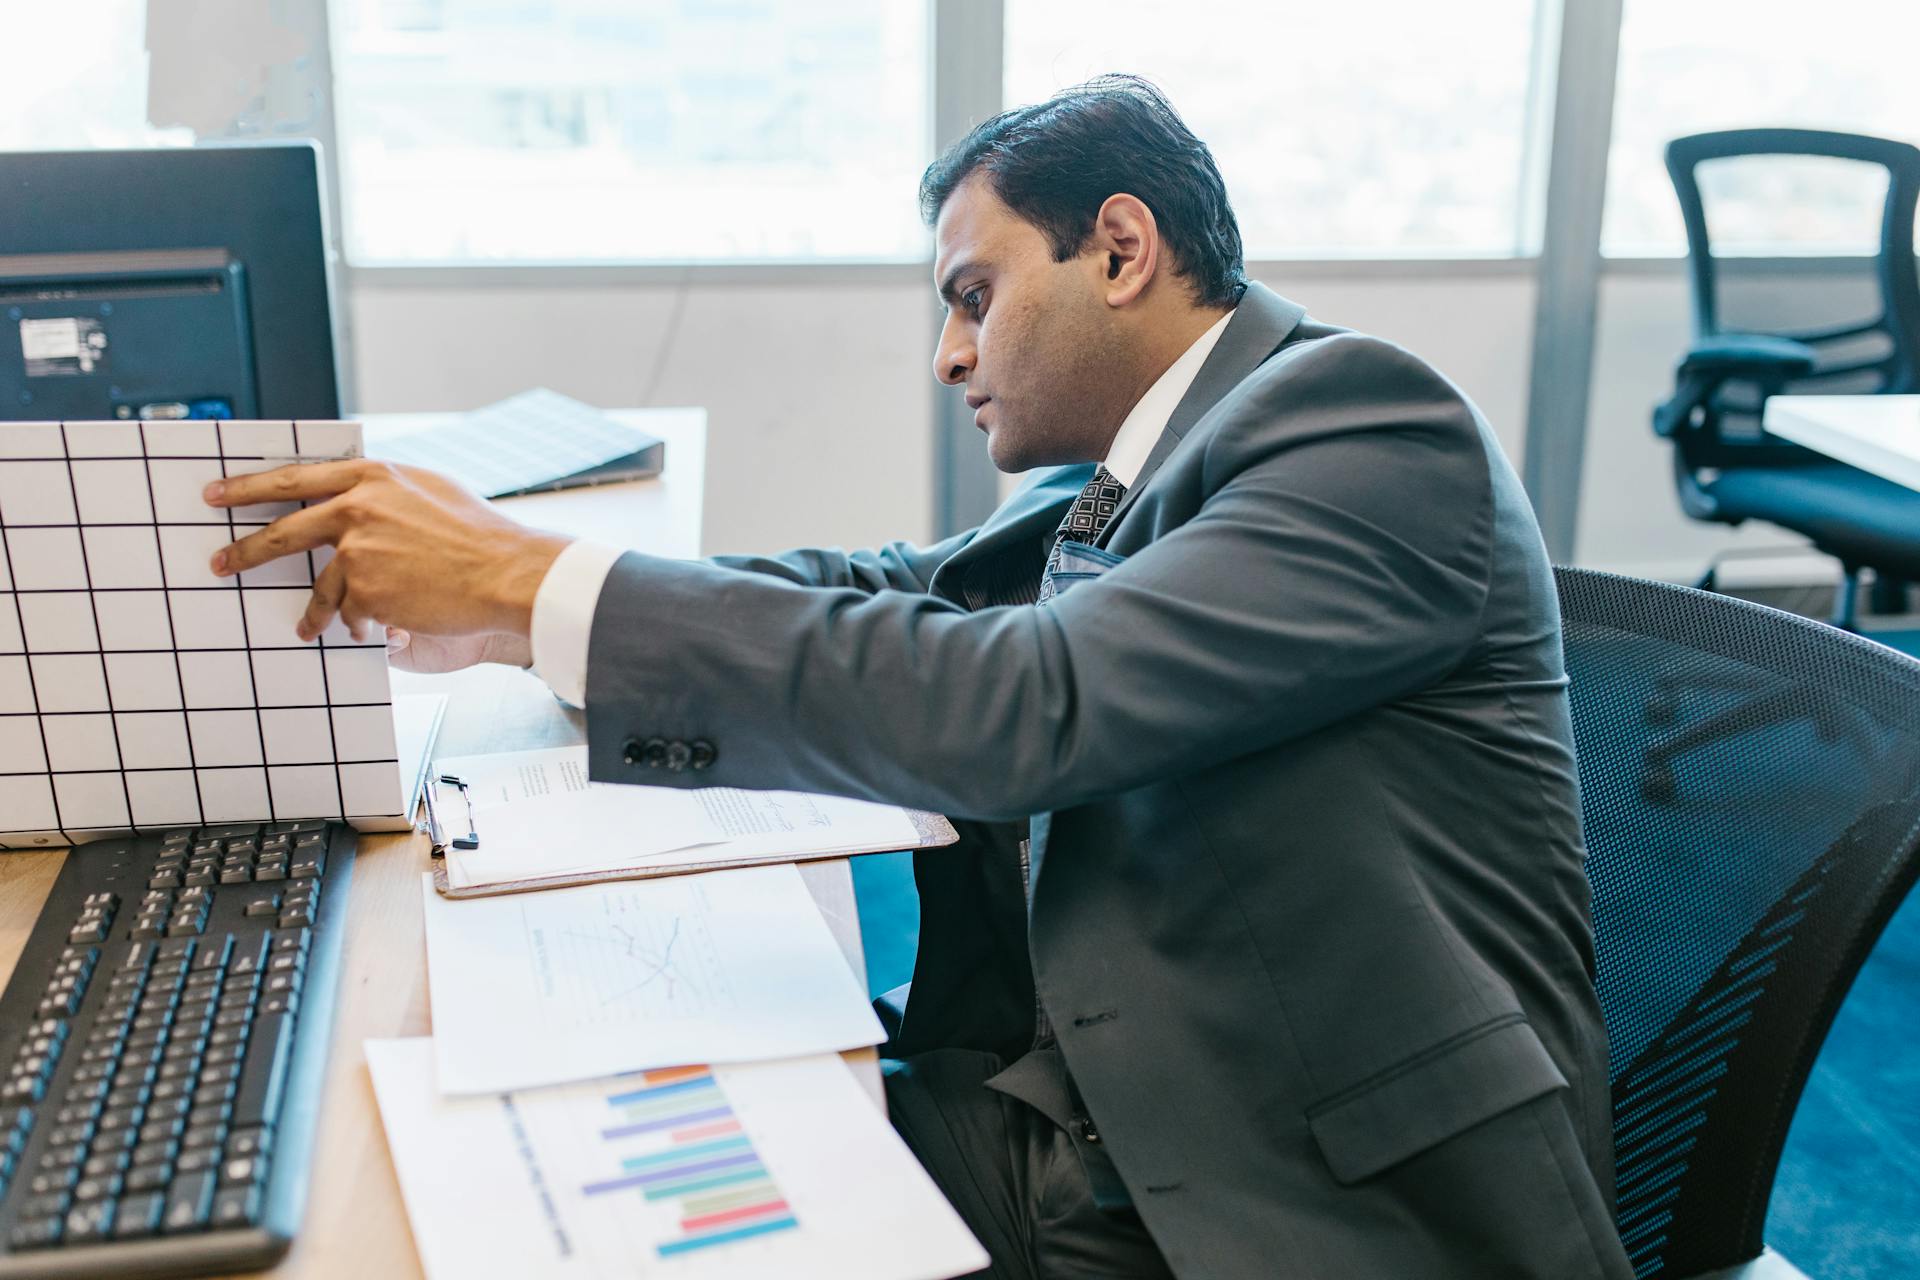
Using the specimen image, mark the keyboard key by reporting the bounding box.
[195,934,234,971]
[212,1182,263,1228]
[7,1216,61,1249]
[163,1169,215,1233]
[17,1192,70,1219]
[234,1012,292,1129]
[271,928,311,955]
[185,1120,228,1150]
[64,1197,116,1242]
[228,935,269,976]
[245,895,282,917]
[27,1165,78,1196]
[176,1146,219,1175]
[140,1116,186,1146]
[278,907,314,928]
[254,864,288,883]
[73,1171,123,1201]
[113,1189,166,1238]
[83,1149,131,1178]
[226,1126,272,1159]
[126,1161,172,1192]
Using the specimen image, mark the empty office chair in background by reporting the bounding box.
[1557,566,1920,1279]
[1652,128,1920,631]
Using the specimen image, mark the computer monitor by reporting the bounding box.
[0,142,341,421]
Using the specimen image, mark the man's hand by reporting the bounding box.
[385,627,534,674]
[204,460,570,643]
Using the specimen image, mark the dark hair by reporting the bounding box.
[919,75,1246,308]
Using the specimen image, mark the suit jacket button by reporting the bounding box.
[641,738,669,768]
[690,740,716,770]
[665,740,692,772]
[1078,1117,1101,1145]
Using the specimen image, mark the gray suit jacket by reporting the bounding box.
[583,284,1632,1278]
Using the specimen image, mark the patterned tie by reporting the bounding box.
[1036,465,1126,604]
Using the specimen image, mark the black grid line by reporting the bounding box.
[138,420,206,827]
[217,429,277,822]
[0,758,402,778]
[59,424,137,834]
[294,423,351,820]
[1,420,392,837]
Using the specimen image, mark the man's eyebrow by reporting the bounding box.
[937,258,987,306]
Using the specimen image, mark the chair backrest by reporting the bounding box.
[1667,128,1920,395]
[1556,566,1920,1279]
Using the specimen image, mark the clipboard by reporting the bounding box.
[427,807,958,900]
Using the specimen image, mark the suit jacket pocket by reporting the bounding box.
[1043,543,1127,600]
[1304,1015,1569,1185]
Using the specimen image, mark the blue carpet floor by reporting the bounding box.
[1765,622,1920,1277]
[848,616,1920,1275]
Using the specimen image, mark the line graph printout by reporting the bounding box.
[367,1040,988,1280]
[422,866,884,1094]
[0,420,406,848]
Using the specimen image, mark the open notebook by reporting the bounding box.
[0,419,443,848]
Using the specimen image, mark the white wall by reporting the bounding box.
[348,261,1863,583]
[350,276,936,556]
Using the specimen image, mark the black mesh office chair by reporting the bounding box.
[1653,129,1920,629]
[1557,567,1920,1279]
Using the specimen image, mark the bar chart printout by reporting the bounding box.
[584,1064,799,1259]
[366,1039,989,1280]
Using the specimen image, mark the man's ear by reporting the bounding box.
[1090,193,1159,308]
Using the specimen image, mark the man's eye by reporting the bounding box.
[961,288,984,316]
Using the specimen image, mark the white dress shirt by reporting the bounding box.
[529,308,1236,706]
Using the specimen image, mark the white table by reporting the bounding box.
[1761,394,1920,492]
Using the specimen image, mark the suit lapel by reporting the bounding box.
[926,465,1086,605]
[1095,283,1308,544]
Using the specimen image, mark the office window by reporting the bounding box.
[1603,0,1920,256]
[0,3,190,151]
[330,0,930,264]
[1003,1,1550,258]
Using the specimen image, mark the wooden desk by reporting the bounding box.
[1762,394,1920,492]
[0,409,878,1279]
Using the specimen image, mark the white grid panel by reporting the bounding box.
[0,421,403,848]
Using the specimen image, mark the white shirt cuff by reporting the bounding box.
[530,539,626,707]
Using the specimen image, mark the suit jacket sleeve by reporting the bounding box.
[584,334,1495,819]
[706,528,974,594]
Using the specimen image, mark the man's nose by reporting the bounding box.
[933,313,974,386]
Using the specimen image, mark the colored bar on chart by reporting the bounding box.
[586,1067,803,1260]
[657,1214,800,1257]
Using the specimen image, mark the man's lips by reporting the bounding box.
[967,393,992,428]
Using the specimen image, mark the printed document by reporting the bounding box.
[422,866,885,1094]
[367,1039,987,1280]
[436,745,922,890]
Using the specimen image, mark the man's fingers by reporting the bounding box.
[298,558,348,642]
[203,459,372,510]
[212,504,342,578]
[340,592,377,644]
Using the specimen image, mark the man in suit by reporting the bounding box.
[207,76,1631,1279]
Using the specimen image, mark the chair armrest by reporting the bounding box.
[1655,335,1821,439]
[1677,334,1819,380]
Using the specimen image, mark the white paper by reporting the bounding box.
[435,746,728,887]
[423,866,885,1094]
[367,1039,986,1280]
[438,746,923,891]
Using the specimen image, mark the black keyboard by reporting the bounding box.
[0,821,354,1277]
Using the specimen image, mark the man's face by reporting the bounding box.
[931,176,1123,472]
